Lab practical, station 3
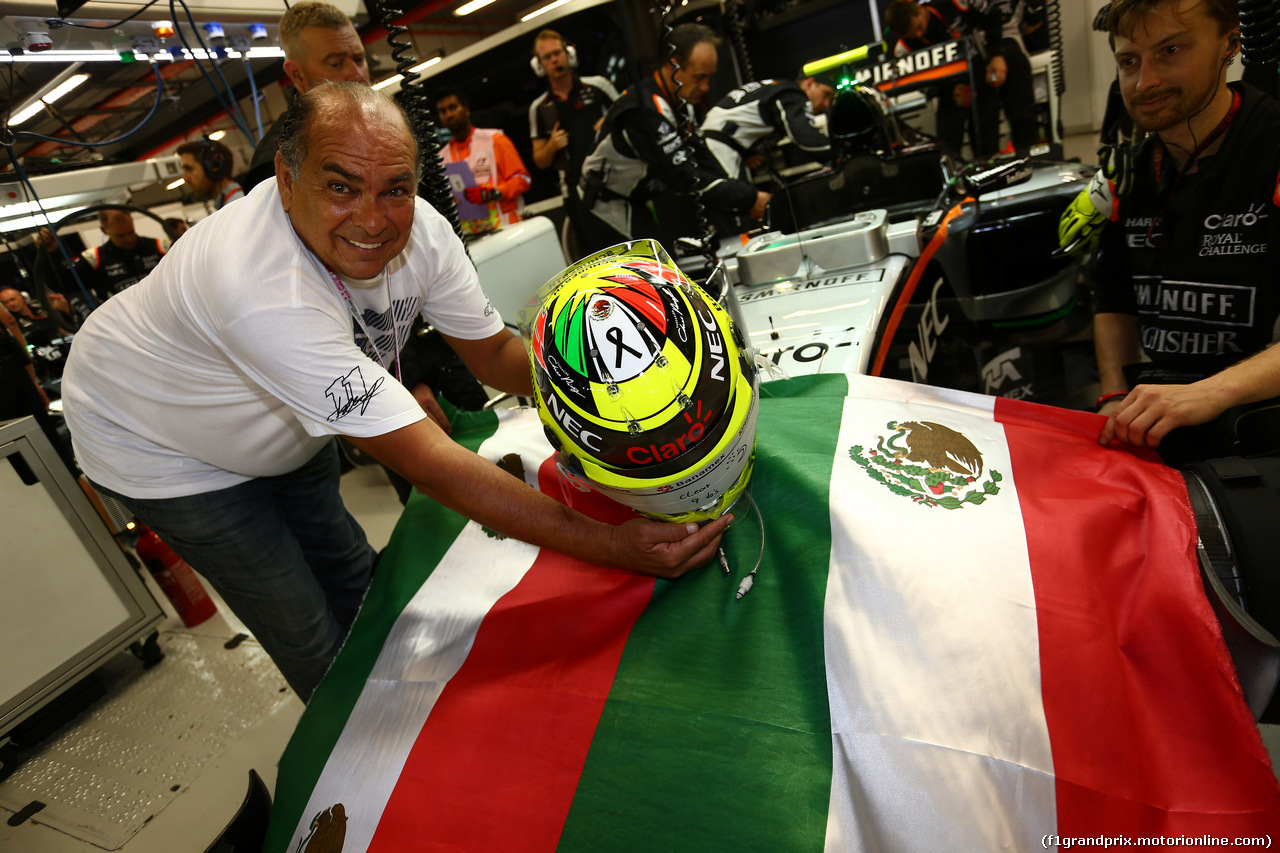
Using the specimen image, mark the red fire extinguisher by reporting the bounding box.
[134,526,218,627]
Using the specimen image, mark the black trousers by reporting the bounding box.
[983,40,1040,154]
[948,39,1039,159]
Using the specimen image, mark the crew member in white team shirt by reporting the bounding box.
[61,83,730,702]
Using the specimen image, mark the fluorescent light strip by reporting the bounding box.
[0,212,60,233]
[522,0,573,21]
[166,178,186,190]
[0,46,284,63]
[0,50,118,63]
[455,0,497,14]
[0,199,46,217]
[10,100,47,124]
[8,72,89,126]
[45,73,90,102]
[372,55,442,89]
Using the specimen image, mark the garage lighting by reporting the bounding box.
[208,130,227,141]
[372,54,442,89]
[455,0,498,15]
[8,69,89,126]
[522,0,573,21]
[0,46,284,63]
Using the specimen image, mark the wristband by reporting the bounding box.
[1095,390,1128,411]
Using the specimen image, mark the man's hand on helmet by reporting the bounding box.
[607,514,733,578]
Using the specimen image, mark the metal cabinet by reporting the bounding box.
[0,416,164,748]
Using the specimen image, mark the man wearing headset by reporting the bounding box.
[578,24,769,255]
[528,29,619,260]
[176,137,244,210]
[1091,0,1280,462]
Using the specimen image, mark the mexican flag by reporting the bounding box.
[266,373,1280,853]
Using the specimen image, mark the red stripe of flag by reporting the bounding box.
[366,458,653,853]
[996,398,1280,839]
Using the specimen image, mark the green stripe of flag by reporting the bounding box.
[556,374,848,851]
[265,407,501,853]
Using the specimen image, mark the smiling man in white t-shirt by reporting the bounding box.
[62,83,730,702]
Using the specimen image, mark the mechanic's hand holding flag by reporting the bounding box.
[1055,142,1133,257]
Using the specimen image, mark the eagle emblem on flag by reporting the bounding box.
[849,420,1003,508]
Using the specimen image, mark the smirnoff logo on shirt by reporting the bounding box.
[1132,276,1255,327]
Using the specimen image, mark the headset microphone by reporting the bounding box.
[530,43,578,77]
[198,136,228,182]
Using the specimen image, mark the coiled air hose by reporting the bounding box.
[656,6,719,278]
[379,3,467,247]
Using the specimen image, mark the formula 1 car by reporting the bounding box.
[715,133,1095,408]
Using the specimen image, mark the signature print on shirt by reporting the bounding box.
[326,366,385,422]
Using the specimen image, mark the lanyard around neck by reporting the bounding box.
[1152,88,1242,190]
[1146,88,1241,248]
[324,265,403,384]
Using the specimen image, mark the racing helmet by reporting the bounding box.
[828,83,890,159]
[517,240,759,523]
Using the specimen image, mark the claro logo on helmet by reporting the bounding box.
[626,400,718,465]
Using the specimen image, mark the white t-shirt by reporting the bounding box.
[63,180,504,499]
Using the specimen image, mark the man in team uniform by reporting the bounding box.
[981,0,1041,152]
[700,74,835,183]
[73,208,165,307]
[528,29,619,259]
[884,0,1008,158]
[437,87,532,236]
[1092,0,1280,461]
[578,24,769,254]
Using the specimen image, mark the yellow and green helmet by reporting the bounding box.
[517,241,758,523]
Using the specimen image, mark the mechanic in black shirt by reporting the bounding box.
[577,24,770,255]
[74,208,165,307]
[884,0,1004,158]
[982,0,1041,152]
[1091,0,1280,460]
[528,29,619,260]
[0,287,73,380]
[700,74,835,183]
